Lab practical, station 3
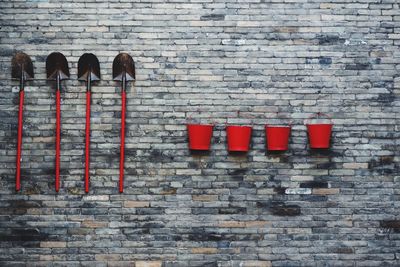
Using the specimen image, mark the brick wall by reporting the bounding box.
[1,0,400,266]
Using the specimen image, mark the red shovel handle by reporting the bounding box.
[16,90,24,191]
[55,90,61,192]
[119,91,126,193]
[85,91,91,193]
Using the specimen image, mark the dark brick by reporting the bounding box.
[377,93,395,103]
[8,200,42,209]
[28,37,49,44]
[257,201,302,216]
[188,231,224,242]
[369,156,395,170]
[316,162,336,169]
[332,247,354,254]
[270,204,301,216]
[227,168,248,176]
[200,14,225,21]
[218,207,246,214]
[300,181,329,188]
[319,57,332,65]
[345,63,372,70]
[0,47,15,56]
[0,228,48,242]
[317,35,346,45]
[380,220,400,229]
[273,187,287,194]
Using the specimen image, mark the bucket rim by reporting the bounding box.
[265,125,291,128]
[226,125,252,129]
[267,146,288,151]
[228,148,249,152]
[306,123,333,126]
[187,123,214,127]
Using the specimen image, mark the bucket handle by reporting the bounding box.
[187,109,214,125]
[266,112,293,127]
[304,112,332,125]
[225,110,254,127]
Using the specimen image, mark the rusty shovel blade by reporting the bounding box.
[78,53,101,82]
[112,53,135,82]
[46,52,70,80]
[12,52,34,81]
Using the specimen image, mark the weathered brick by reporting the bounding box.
[40,242,67,248]
[241,261,272,267]
[313,188,340,195]
[218,221,247,228]
[343,163,369,169]
[191,248,218,254]
[95,254,122,261]
[135,262,162,267]
[123,201,150,208]
[81,220,108,228]
[192,195,218,201]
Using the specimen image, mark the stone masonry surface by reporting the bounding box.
[0,0,400,266]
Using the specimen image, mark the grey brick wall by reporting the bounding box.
[1,0,400,266]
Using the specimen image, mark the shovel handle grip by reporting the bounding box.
[119,91,126,193]
[16,90,24,192]
[55,90,61,192]
[85,91,91,193]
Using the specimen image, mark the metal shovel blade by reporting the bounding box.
[78,53,101,82]
[12,52,34,80]
[46,52,70,80]
[112,53,135,81]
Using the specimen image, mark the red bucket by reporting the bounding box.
[305,112,333,149]
[265,125,291,151]
[306,124,332,148]
[187,124,213,150]
[226,125,252,152]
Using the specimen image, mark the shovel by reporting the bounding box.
[11,52,34,191]
[78,53,100,193]
[46,52,69,192]
[112,53,135,193]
